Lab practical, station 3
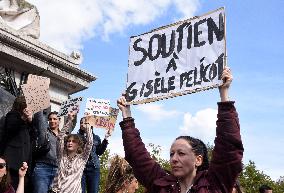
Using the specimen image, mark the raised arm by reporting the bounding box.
[208,67,244,192]
[81,118,93,161]
[219,67,232,102]
[57,112,76,160]
[96,129,111,155]
[117,96,167,189]
[32,110,49,145]
[16,162,28,193]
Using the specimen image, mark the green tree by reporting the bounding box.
[239,161,283,193]
[206,143,214,161]
[276,177,284,193]
[99,149,111,193]
[148,143,170,171]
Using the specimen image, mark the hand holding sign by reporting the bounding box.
[219,66,232,102]
[67,110,78,122]
[85,107,119,132]
[104,128,112,139]
[80,116,91,131]
[117,95,131,119]
[22,108,33,123]
[58,97,82,117]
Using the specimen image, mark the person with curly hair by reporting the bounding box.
[49,114,93,193]
[117,67,244,193]
[105,155,138,193]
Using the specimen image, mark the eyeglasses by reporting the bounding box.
[0,163,6,169]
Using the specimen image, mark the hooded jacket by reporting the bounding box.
[120,101,243,193]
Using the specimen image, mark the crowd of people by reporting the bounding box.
[0,68,275,193]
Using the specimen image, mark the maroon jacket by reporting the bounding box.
[120,101,243,193]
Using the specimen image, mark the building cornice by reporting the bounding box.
[0,22,97,94]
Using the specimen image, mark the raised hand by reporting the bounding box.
[105,128,112,139]
[67,110,77,121]
[117,94,131,119]
[219,66,233,102]
[18,162,28,178]
[22,108,33,122]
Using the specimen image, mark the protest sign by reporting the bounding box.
[126,7,226,104]
[27,74,50,85]
[58,97,83,117]
[21,75,50,113]
[85,98,110,116]
[86,107,119,131]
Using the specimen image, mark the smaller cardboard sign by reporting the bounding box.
[86,107,119,131]
[21,75,50,113]
[85,98,110,116]
[58,97,83,117]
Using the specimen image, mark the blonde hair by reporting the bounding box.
[105,155,135,193]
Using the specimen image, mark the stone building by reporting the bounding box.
[0,21,96,111]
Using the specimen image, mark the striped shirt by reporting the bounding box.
[50,121,93,193]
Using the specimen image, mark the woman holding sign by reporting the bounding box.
[78,117,111,193]
[117,67,243,193]
[1,96,34,192]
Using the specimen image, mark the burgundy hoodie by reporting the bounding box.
[120,101,243,193]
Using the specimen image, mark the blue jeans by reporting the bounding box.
[81,166,100,193]
[32,163,57,193]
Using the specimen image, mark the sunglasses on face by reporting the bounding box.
[0,163,6,169]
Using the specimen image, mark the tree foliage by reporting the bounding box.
[99,149,110,193]
[239,161,284,193]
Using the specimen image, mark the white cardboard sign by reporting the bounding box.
[86,107,119,131]
[85,98,110,116]
[21,74,50,113]
[126,7,226,104]
[58,97,83,117]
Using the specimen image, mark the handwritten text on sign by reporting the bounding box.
[21,74,50,113]
[85,98,110,116]
[87,107,119,131]
[58,97,83,117]
[126,8,225,104]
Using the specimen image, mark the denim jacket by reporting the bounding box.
[78,129,108,168]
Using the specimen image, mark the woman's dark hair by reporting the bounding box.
[65,134,84,154]
[0,156,11,192]
[11,96,27,114]
[175,136,209,172]
[48,111,58,119]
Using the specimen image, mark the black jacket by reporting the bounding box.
[3,111,34,171]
